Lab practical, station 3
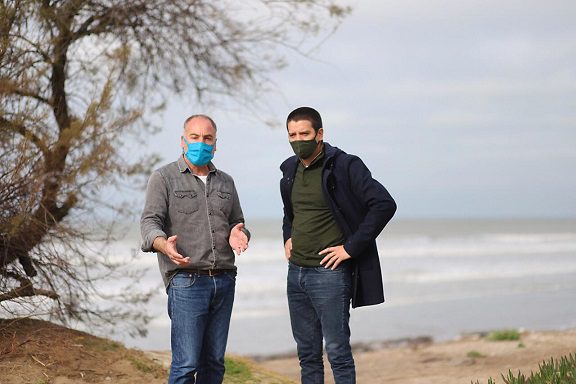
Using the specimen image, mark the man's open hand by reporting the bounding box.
[229,223,249,255]
[154,235,190,266]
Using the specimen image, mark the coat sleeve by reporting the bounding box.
[280,180,293,244]
[342,156,397,258]
[279,162,294,244]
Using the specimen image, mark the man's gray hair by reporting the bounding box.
[183,114,217,131]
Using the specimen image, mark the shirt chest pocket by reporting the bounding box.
[173,190,200,214]
[212,190,232,216]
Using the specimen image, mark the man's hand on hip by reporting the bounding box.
[319,245,351,270]
[284,238,292,260]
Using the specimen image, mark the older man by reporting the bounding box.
[141,114,249,384]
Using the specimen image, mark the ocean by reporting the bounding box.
[112,218,576,357]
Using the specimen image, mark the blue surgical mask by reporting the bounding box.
[182,137,214,166]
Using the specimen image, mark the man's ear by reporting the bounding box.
[317,128,324,141]
[212,138,217,153]
[181,135,186,152]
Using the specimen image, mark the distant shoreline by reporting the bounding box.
[247,334,435,362]
[143,328,576,384]
[254,328,576,384]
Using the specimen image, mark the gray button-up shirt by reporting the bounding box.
[140,156,248,287]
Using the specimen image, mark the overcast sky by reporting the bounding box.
[143,0,576,219]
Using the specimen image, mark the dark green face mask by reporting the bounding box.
[290,139,318,159]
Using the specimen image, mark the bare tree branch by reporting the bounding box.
[0,0,350,336]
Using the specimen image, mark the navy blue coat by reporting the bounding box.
[280,142,397,308]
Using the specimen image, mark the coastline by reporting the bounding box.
[3,318,573,383]
[117,217,576,357]
[145,329,576,384]
[253,329,576,384]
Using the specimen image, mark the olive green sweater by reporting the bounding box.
[289,153,344,267]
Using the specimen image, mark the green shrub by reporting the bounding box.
[487,329,521,341]
[224,357,253,382]
[128,355,164,378]
[472,353,576,384]
[467,350,486,358]
[223,356,295,383]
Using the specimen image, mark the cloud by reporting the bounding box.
[140,0,576,218]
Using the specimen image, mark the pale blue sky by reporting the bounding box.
[143,0,576,219]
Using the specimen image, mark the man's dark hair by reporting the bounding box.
[286,107,323,132]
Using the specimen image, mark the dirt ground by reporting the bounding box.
[1,318,575,384]
[258,330,576,384]
[0,318,288,384]
[0,318,166,384]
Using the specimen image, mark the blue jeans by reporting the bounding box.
[287,262,355,384]
[167,271,236,384]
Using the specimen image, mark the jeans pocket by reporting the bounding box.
[315,265,344,274]
[170,272,197,288]
[314,266,353,292]
[222,271,237,283]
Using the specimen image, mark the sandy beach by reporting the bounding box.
[253,329,576,383]
[139,329,576,384]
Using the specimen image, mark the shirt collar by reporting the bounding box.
[177,155,216,174]
[302,147,325,169]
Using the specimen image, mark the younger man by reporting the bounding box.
[280,107,396,383]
